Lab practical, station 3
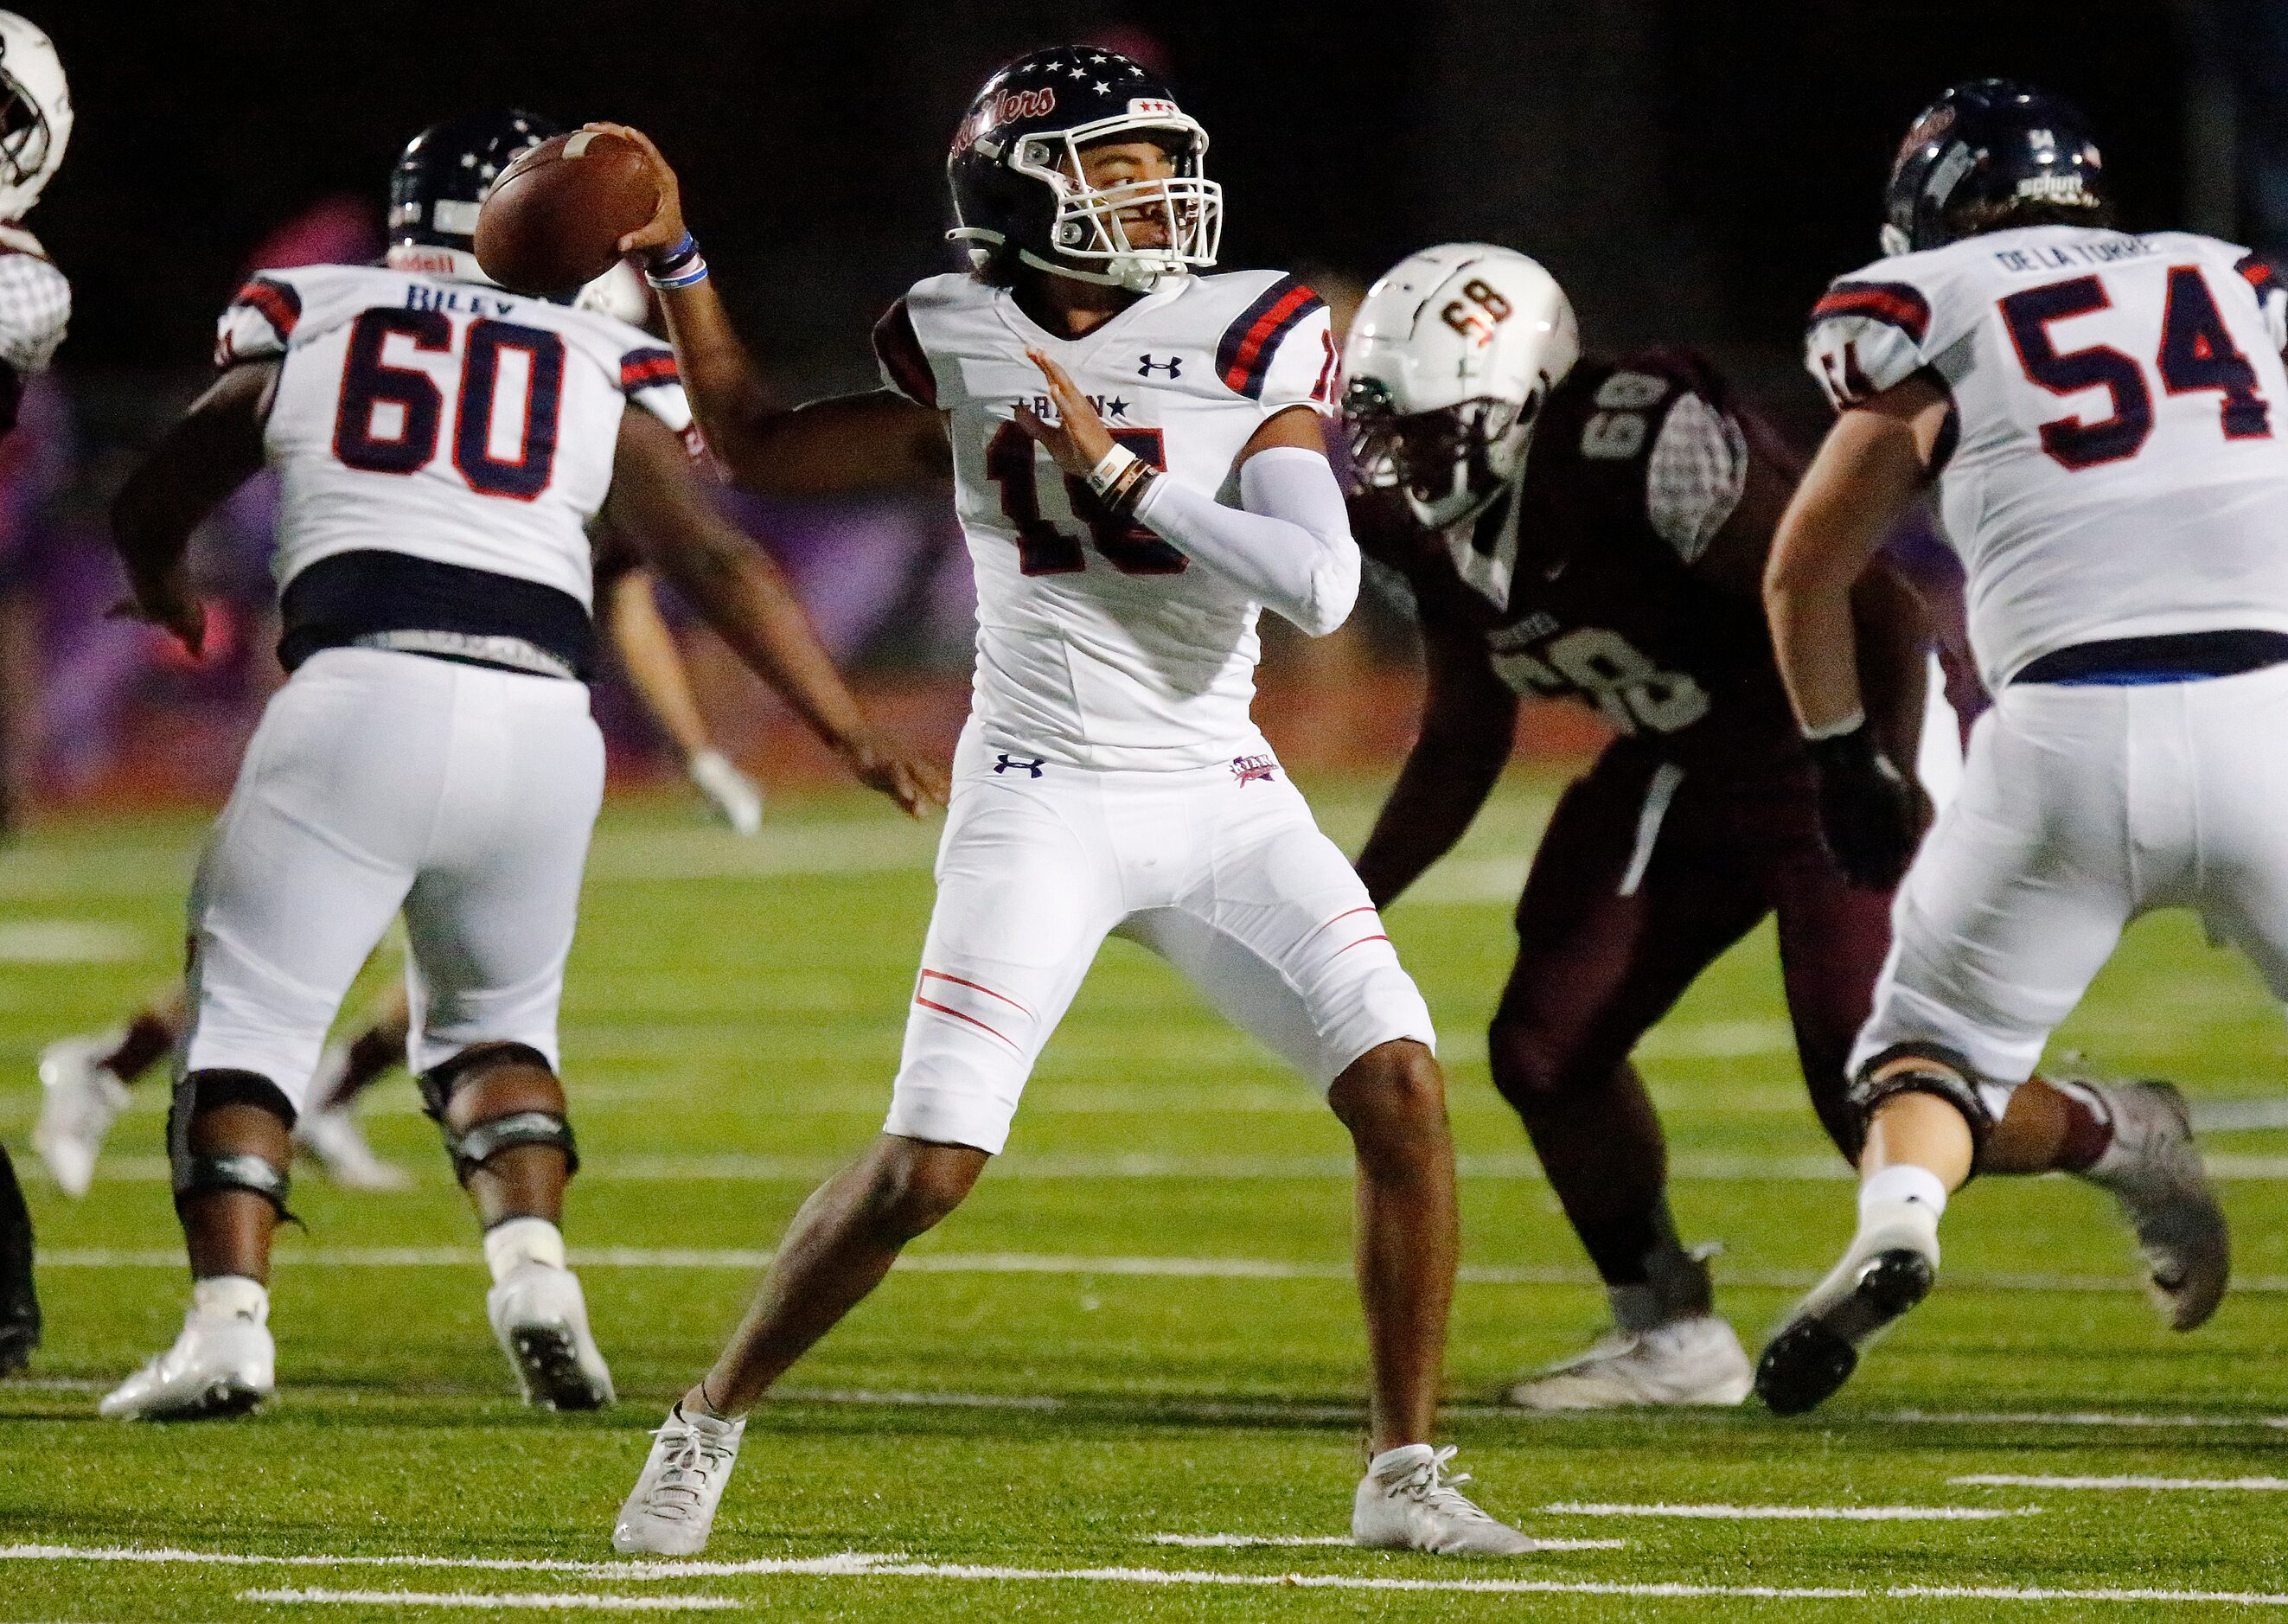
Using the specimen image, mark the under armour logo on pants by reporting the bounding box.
[994,754,1045,778]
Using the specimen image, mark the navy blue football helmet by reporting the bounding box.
[1882,80,2108,256]
[946,46,1220,291]
[389,109,561,249]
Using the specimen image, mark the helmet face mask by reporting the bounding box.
[1348,386,1539,531]
[0,11,70,221]
[1341,244,1581,532]
[1009,118,1222,291]
[948,48,1222,294]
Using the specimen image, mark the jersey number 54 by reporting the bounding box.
[2001,266,2270,470]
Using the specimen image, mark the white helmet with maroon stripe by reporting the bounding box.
[0,12,68,221]
[1342,244,1578,528]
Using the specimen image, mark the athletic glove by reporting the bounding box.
[1805,723,1927,891]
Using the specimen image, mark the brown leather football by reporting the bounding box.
[474,130,659,296]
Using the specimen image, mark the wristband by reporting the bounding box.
[1085,442,1157,517]
[644,231,708,290]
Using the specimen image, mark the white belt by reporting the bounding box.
[350,630,576,681]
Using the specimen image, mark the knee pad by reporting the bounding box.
[418,1044,578,1180]
[1849,1043,1995,1175]
[168,1069,296,1217]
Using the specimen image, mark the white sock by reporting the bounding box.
[483,1216,566,1284]
[1858,1163,1949,1231]
[192,1275,269,1325]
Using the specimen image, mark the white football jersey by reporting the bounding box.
[875,268,1339,770]
[1807,224,2288,688]
[216,255,692,609]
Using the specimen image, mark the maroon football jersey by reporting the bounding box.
[1358,348,1801,766]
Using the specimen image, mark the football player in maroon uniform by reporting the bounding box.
[1343,246,2217,1408]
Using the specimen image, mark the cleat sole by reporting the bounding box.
[143,1378,266,1422]
[1756,1249,1933,1416]
[508,1323,610,1412]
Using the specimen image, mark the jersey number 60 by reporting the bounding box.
[331,309,565,500]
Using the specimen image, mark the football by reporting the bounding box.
[474,129,658,295]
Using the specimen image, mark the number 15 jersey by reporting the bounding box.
[1806,224,2288,688]
[874,269,1339,771]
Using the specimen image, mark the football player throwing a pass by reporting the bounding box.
[600,48,1533,1557]
[1342,243,2218,1410]
[1759,81,2253,1413]
[99,110,942,1421]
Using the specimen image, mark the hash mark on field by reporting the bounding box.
[1546,1502,2039,1521]
[1956,1474,2288,1491]
[241,1590,738,1612]
[1147,1533,1626,1551]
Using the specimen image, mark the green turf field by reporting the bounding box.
[6,770,2288,1621]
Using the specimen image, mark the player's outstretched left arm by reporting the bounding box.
[1763,374,1949,886]
[603,408,949,817]
[594,123,949,499]
[1017,350,1360,635]
[108,360,278,655]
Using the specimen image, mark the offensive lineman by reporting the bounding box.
[1759,81,2259,1413]
[598,48,1534,1557]
[1341,243,2224,1409]
[0,8,70,1377]
[101,110,943,1420]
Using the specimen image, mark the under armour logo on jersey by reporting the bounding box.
[994,754,1045,778]
[1137,355,1183,378]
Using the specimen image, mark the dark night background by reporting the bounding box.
[33,0,2219,412]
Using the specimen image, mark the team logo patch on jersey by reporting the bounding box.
[1230,753,1277,784]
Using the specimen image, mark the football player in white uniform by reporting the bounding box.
[0,7,70,1378]
[99,111,943,1422]
[1759,80,2254,1413]
[598,48,1534,1557]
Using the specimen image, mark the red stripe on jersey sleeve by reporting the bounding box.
[233,276,304,343]
[619,347,681,391]
[1215,278,1324,398]
[1809,280,1932,343]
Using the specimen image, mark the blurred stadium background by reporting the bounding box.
[1,0,2271,822]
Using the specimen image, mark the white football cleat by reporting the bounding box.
[488,1262,614,1410]
[613,1402,747,1556]
[293,1055,412,1191]
[1352,1444,1539,1556]
[688,749,764,836]
[2078,1079,2229,1331]
[35,1034,132,1198]
[1755,1200,1939,1416]
[1505,1314,1754,1410]
[100,1311,274,1420]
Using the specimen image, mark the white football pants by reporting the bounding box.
[883,726,1436,1154]
[182,648,604,1113]
[1854,662,2288,1089]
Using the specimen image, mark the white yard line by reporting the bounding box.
[40,1148,2288,1184]
[240,1590,738,1613]
[1546,1503,2039,1521]
[1146,1534,1625,1551]
[21,1544,2288,1608]
[1954,1475,2288,1492]
[1891,1410,2288,1431]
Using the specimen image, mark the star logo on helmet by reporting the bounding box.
[1096,80,1111,92]
[1090,53,1107,61]
[1069,67,1085,77]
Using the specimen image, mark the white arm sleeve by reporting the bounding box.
[1130,444,1361,636]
